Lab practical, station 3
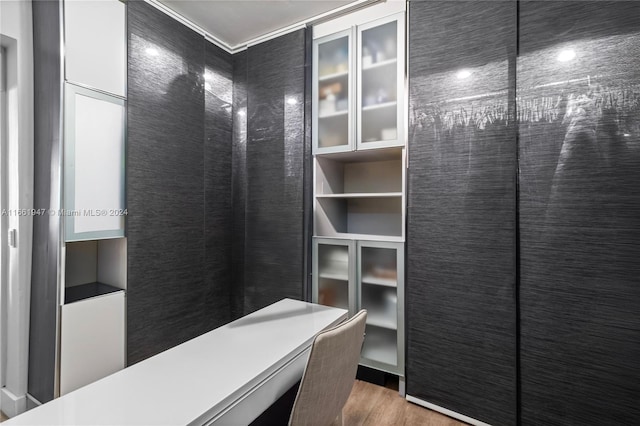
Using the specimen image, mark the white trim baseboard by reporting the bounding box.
[406,395,493,426]
[1,387,27,418]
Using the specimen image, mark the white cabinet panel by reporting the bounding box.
[60,291,125,395]
[64,0,126,96]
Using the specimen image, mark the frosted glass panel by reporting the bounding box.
[65,0,126,96]
[361,246,398,285]
[317,35,350,149]
[318,243,349,309]
[72,92,124,235]
[361,21,398,143]
[362,325,397,366]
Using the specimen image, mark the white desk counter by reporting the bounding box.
[6,299,347,425]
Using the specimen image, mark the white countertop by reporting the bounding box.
[6,299,347,425]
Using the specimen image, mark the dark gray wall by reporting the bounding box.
[406,2,518,425]
[241,30,307,314]
[204,42,234,330]
[127,1,232,364]
[231,51,248,320]
[518,2,640,425]
[29,0,63,404]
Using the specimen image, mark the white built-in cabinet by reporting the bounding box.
[59,0,127,396]
[313,12,405,154]
[313,239,404,376]
[312,3,407,389]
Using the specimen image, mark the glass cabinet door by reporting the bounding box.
[64,83,126,242]
[357,13,405,150]
[313,238,356,315]
[357,241,404,375]
[313,30,353,154]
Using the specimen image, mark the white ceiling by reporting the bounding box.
[158,0,361,49]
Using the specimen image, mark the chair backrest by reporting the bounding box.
[288,310,367,426]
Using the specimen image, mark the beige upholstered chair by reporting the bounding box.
[288,309,367,426]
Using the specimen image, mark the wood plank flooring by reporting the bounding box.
[0,382,468,425]
[333,380,468,426]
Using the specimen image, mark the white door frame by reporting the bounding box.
[0,41,7,418]
[0,0,35,418]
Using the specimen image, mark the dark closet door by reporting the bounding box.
[406,2,517,425]
[518,2,640,425]
[127,1,207,364]
[242,30,307,314]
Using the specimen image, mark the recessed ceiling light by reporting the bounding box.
[286,97,298,105]
[557,49,576,62]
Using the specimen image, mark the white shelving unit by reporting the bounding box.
[59,0,127,397]
[312,4,406,388]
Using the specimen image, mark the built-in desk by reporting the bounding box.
[6,299,347,425]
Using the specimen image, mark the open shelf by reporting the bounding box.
[64,238,127,305]
[65,282,122,304]
[315,155,402,196]
[316,192,402,199]
[315,196,403,238]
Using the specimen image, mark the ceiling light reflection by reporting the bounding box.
[557,49,576,62]
[456,69,472,80]
[286,97,298,105]
[145,47,159,57]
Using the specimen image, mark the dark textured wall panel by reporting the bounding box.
[127,1,206,364]
[29,0,63,404]
[204,42,233,329]
[243,30,306,314]
[231,51,248,320]
[518,2,640,425]
[406,2,517,425]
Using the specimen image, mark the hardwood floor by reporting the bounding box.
[333,380,468,426]
[0,382,467,425]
